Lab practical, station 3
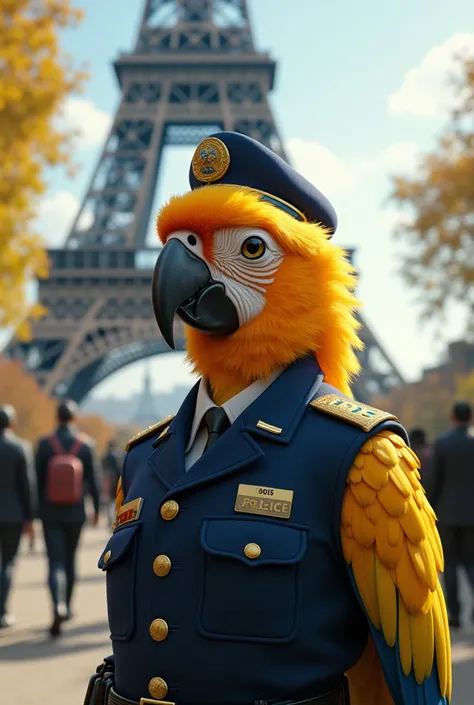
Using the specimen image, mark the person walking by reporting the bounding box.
[409,427,434,490]
[35,399,101,637]
[430,401,474,628]
[0,404,36,628]
[101,439,122,526]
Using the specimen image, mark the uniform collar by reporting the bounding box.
[185,370,284,453]
[150,355,324,495]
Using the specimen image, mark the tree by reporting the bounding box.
[390,53,474,334]
[0,0,86,339]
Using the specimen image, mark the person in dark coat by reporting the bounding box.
[102,439,122,525]
[430,401,474,628]
[35,399,101,637]
[0,404,36,628]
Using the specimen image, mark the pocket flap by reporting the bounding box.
[98,525,138,571]
[201,518,307,566]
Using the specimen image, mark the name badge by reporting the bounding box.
[235,484,294,520]
[115,497,143,529]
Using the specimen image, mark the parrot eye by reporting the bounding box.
[241,236,266,260]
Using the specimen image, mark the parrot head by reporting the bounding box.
[153,134,362,402]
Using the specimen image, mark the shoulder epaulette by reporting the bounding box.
[309,394,398,432]
[125,415,175,452]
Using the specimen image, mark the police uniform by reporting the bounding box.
[88,134,408,705]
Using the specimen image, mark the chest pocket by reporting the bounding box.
[98,525,139,641]
[198,517,307,643]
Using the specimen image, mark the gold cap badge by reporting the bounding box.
[192,136,230,183]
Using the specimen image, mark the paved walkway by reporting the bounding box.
[0,524,473,704]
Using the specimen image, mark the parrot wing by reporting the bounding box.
[341,429,452,705]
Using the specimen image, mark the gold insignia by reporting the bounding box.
[310,394,398,432]
[115,497,143,529]
[235,483,294,520]
[125,415,174,452]
[256,420,282,435]
[192,136,230,183]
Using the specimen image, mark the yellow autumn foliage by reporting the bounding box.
[0,0,86,339]
[390,53,474,335]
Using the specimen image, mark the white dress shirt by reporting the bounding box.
[184,370,283,471]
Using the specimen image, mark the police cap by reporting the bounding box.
[189,131,337,235]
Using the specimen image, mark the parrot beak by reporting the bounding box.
[152,239,240,349]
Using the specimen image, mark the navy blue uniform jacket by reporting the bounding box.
[99,356,406,704]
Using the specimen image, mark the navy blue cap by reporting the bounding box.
[189,131,337,235]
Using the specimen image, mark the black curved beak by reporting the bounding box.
[152,239,239,349]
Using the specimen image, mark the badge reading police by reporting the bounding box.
[192,136,230,183]
[235,484,294,519]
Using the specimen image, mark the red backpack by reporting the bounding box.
[46,436,84,505]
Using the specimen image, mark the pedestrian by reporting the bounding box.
[0,404,36,628]
[35,399,101,637]
[409,427,433,489]
[102,439,122,527]
[430,401,474,628]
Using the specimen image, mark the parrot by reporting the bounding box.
[115,134,452,705]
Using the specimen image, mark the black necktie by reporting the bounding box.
[203,407,230,453]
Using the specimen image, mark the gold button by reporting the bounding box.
[103,550,111,563]
[148,677,168,700]
[153,554,171,577]
[150,618,169,642]
[160,500,179,521]
[244,542,261,559]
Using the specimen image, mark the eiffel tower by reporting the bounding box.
[4,0,404,404]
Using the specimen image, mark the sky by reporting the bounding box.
[13,0,474,399]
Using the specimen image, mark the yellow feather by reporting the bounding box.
[373,436,399,467]
[388,464,412,498]
[436,584,452,700]
[353,455,364,470]
[351,480,377,507]
[378,480,408,517]
[432,588,449,699]
[387,517,401,547]
[360,438,373,454]
[398,594,412,676]
[399,456,421,490]
[380,430,405,448]
[352,502,376,546]
[395,543,431,614]
[414,488,425,509]
[425,608,435,678]
[375,553,397,646]
[420,511,444,573]
[360,452,390,490]
[400,444,420,470]
[352,543,380,628]
[376,513,404,570]
[341,528,356,563]
[410,612,429,684]
[399,497,426,544]
[349,466,363,483]
[365,497,383,524]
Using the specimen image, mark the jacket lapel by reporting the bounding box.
[160,355,324,497]
[148,382,199,489]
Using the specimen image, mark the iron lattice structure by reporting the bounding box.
[5,0,404,403]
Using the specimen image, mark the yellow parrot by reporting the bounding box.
[115,133,452,705]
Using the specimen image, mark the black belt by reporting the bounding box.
[107,680,350,705]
